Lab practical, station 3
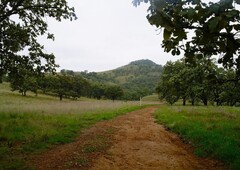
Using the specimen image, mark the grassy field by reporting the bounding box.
[3,82,240,169]
[154,105,240,169]
[142,94,160,102]
[0,83,146,169]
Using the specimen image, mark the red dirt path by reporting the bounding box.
[28,107,225,170]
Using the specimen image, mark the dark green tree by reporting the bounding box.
[219,69,240,105]
[90,83,106,100]
[37,74,53,94]
[105,85,124,102]
[0,0,76,81]
[45,74,74,101]
[133,0,240,76]
[38,73,91,100]
[156,58,220,105]
[191,58,217,106]
[9,67,38,96]
[156,61,180,105]
[72,75,90,99]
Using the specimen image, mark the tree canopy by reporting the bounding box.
[0,0,76,80]
[157,58,240,106]
[133,0,240,77]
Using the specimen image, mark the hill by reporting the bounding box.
[78,59,163,100]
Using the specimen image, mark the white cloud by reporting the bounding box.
[39,0,181,72]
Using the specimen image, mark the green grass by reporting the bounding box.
[154,106,240,169]
[142,94,160,102]
[0,83,147,169]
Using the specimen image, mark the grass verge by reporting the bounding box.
[154,105,240,170]
[0,105,146,170]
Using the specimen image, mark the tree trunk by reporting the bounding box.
[203,99,208,106]
[60,95,63,101]
[191,98,195,106]
[183,97,186,106]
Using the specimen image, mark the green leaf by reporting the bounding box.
[176,48,181,55]
[153,0,167,12]
[195,54,203,60]
[165,25,173,32]
[187,8,196,19]
[147,14,164,27]
[208,17,219,32]
[174,30,186,40]
[225,10,238,18]
[233,24,240,30]
[171,49,176,56]
[163,29,171,40]
[211,4,220,13]
[220,0,233,8]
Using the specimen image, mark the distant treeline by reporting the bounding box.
[157,58,240,106]
[3,59,163,101]
[5,69,123,101]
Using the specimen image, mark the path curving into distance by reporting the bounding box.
[28,107,224,170]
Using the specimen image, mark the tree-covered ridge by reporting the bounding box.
[79,59,163,100]
[129,59,159,66]
[99,59,162,82]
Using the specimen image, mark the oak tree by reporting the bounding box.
[133,0,240,77]
[105,85,124,102]
[0,0,76,80]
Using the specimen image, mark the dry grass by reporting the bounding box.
[0,98,140,115]
[0,82,140,115]
[0,82,148,169]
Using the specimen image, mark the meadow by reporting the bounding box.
[0,83,146,169]
[154,105,240,169]
[2,82,240,169]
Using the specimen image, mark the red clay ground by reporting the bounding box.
[27,107,225,170]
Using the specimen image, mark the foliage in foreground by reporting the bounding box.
[0,0,76,81]
[154,106,240,169]
[133,0,240,75]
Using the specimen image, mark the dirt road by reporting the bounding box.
[28,107,224,170]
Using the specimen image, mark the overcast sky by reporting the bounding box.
[40,0,181,72]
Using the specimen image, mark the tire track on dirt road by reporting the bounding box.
[90,106,224,170]
[28,107,224,170]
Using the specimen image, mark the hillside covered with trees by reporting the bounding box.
[79,59,163,100]
[2,59,162,101]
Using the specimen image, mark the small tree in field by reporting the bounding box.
[90,83,106,100]
[9,67,38,96]
[105,85,124,102]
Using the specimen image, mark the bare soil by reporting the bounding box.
[27,107,225,170]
